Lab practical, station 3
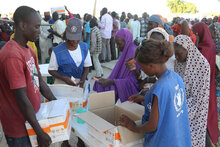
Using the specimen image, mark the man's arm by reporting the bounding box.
[38,71,56,101]
[49,30,62,38]
[65,5,74,19]
[98,16,106,29]
[90,31,96,53]
[13,88,51,147]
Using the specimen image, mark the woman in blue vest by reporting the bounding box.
[48,18,92,88]
[120,39,192,147]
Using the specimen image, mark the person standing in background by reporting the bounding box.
[110,11,119,60]
[84,14,92,47]
[130,14,140,40]
[209,22,220,54]
[120,14,127,29]
[90,18,103,78]
[140,12,148,39]
[116,14,121,30]
[98,8,113,63]
[39,12,53,64]
[49,12,66,47]
[127,13,133,30]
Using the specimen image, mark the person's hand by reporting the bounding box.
[128,94,144,103]
[63,76,76,86]
[77,80,85,88]
[37,132,52,147]
[134,38,140,46]
[126,58,137,71]
[47,34,53,39]
[119,114,136,132]
[64,5,68,11]
[48,29,53,33]
[97,79,114,87]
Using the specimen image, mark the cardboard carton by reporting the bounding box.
[25,99,71,147]
[48,84,85,111]
[78,91,145,147]
[51,6,66,15]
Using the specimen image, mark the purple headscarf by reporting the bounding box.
[93,28,140,102]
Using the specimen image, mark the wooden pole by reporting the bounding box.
[0,19,52,26]
[93,0,97,17]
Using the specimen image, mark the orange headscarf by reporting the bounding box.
[171,24,196,45]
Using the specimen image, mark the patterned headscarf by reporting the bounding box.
[174,35,210,147]
[147,27,169,41]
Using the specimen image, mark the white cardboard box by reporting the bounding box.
[78,91,145,147]
[51,6,66,15]
[25,99,71,147]
[48,84,85,111]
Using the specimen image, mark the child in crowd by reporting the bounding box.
[120,39,192,147]
[89,18,103,79]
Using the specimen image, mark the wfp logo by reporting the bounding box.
[174,84,184,112]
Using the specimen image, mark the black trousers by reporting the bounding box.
[110,37,116,60]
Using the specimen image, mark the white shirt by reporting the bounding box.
[40,19,51,40]
[48,44,92,70]
[165,55,175,71]
[130,20,141,40]
[53,19,66,44]
[98,13,113,39]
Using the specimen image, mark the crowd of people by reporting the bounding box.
[0,4,220,147]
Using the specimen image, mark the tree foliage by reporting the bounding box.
[167,0,198,14]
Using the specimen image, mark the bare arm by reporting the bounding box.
[90,31,96,53]
[13,88,51,146]
[51,31,62,38]
[135,95,159,134]
[38,71,56,101]
[120,95,159,134]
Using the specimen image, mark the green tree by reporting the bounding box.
[167,0,198,14]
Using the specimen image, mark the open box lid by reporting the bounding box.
[117,101,145,119]
[89,91,115,111]
[49,84,83,99]
[78,111,115,132]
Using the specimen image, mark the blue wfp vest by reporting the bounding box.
[142,70,192,147]
[53,42,89,79]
